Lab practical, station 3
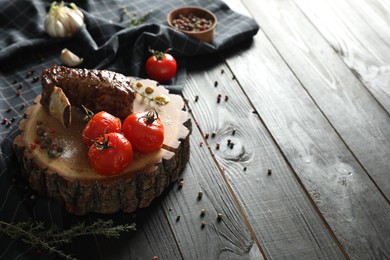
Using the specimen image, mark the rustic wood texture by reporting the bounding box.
[94,117,264,260]
[25,0,390,259]
[231,0,390,258]
[291,0,390,198]
[183,57,344,259]
[294,0,390,114]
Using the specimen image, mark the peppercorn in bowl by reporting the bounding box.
[167,6,217,43]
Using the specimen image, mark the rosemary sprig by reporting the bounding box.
[0,219,136,260]
[120,6,151,26]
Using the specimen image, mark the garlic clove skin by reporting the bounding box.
[54,20,66,37]
[57,11,71,35]
[67,11,84,35]
[60,48,83,67]
[45,15,58,37]
[44,1,84,38]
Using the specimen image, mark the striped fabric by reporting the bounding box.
[0,0,258,258]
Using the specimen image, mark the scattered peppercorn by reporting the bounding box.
[216,143,220,150]
[221,69,224,74]
[199,141,203,146]
[35,126,63,158]
[200,208,206,216]
[267,168,272,175]
[217,94,221,103]
[224,95,229,102]
[229,142,235,149]
[214,81,218,87]
[205,132,209,139]
[217,213,223,221]
[243,167,247,171]
[176,215,181,222]
[195,95,199,102]
[232,128,236,135]
[6,108,12,113]
[21,103,26,110]
[172,13,213,32]
[197,191,203,200]
[201,221,207,228]
[18,82,23,89]
[178,180,184,189]
[227,139,231,145]
[16,89,22,96]
[211,131,216,138]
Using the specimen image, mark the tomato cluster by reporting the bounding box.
[82,110,164,176]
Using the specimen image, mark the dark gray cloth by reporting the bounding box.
[0,0,258,258]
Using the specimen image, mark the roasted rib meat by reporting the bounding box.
[41,65,136,119]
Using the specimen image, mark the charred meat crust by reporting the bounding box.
[41,65,136,118]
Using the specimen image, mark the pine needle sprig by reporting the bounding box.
[0,219,136,260]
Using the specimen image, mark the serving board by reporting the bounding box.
[13,78,191,215]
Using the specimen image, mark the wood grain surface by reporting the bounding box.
[233,0,390,258]
[183,56,344,259]
[60,0,390,259]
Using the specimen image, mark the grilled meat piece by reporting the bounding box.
[41,65,136,119]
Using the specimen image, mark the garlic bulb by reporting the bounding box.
[60,48,83,66]
[44,1,84,38]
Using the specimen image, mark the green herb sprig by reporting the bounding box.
[0,219,136,260]
[120,6,151,26]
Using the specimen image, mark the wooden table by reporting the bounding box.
[65,0,390,259]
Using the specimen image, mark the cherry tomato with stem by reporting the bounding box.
[82,109,121,147]
[122,110,164,153]
[145,48,177,83]
[88,132,133,176]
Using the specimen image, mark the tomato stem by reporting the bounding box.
[82,105,95,122]
[93,135,114,151]
[148,47,173,61]
[139,109,159,124]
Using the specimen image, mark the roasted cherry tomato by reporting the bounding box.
[145,49,177,83]
[122,110,164,153]
[88,132,133,176]
[82,111,121,147]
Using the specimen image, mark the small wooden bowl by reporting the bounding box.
[167,6,217,43]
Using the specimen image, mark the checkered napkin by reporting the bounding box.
[0,0,258,258]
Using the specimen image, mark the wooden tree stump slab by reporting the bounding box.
[13,78,191,215]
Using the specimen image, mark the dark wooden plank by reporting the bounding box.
[294,0,390,114]
[226,0,390,259]
[184,56,345,259]
[94,116,263,259]
[241,0,390,200]
[161,126,264,259]
[289,0,390,198]
[94,206,182,260]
